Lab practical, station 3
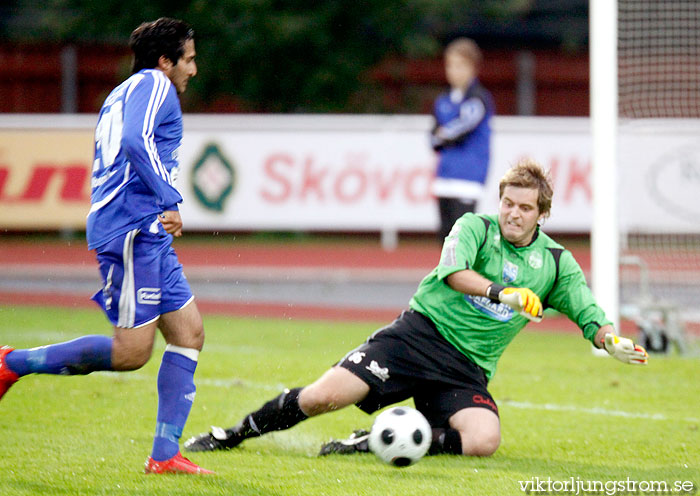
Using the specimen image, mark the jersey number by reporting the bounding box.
[95,101,124,169]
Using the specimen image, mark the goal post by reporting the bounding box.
[591,0,700,351]
[590,0,620,331]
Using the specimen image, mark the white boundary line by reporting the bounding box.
[501,400,699,423]
[94,371,699,424]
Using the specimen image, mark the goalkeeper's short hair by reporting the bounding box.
[499,159,554,218]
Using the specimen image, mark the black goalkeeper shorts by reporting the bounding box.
[337,309,498,428]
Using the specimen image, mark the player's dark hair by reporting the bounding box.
[499,159,554,218]
[129,17,194,73]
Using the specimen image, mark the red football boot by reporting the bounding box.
[0,346,19,400]
[144,452,215,475]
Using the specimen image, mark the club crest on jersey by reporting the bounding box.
[529,252,543,269]
[503,260,519,283]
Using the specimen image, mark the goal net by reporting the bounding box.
[616,0,700,349]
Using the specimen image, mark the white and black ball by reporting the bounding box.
[368,406,431,467]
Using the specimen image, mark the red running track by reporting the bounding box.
[0,237,593,333]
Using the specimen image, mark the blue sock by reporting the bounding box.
[151,347,198,461]
[5,335,113,377]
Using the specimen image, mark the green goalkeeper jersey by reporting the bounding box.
[409,213,611,380]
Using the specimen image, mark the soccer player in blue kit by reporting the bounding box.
[0,18,212,475]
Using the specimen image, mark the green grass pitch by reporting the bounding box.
[0,305,697,495]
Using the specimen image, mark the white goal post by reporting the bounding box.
[590,0,620,331]
[591,0,700,351]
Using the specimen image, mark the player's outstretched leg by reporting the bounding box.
[185,387,308,452]
[0,336,113,400]
[186,366,370,453]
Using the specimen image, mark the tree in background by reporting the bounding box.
[2,0,584,113]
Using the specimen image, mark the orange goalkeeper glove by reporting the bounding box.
[603,333,649,365]
[487,284,543,322]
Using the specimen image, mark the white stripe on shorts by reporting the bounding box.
[104,264,115,310]
[117,229,139,328]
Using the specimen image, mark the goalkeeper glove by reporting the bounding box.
[487,284,543,322]
[603,333,648,365]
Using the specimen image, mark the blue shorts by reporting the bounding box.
[92,228,194,328]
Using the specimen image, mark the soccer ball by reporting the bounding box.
[368,406,432,467]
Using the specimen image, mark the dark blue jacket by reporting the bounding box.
[431,79,494,185]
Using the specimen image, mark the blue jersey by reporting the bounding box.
[431,79,494,186]
[87,69,184,250]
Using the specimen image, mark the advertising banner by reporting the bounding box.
[179,116,436,231]
[0,130,93,229]
[1,115,698,234]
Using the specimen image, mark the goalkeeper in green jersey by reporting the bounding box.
[184,159,648,458]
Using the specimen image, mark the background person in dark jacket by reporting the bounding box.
[431,38,495,241]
